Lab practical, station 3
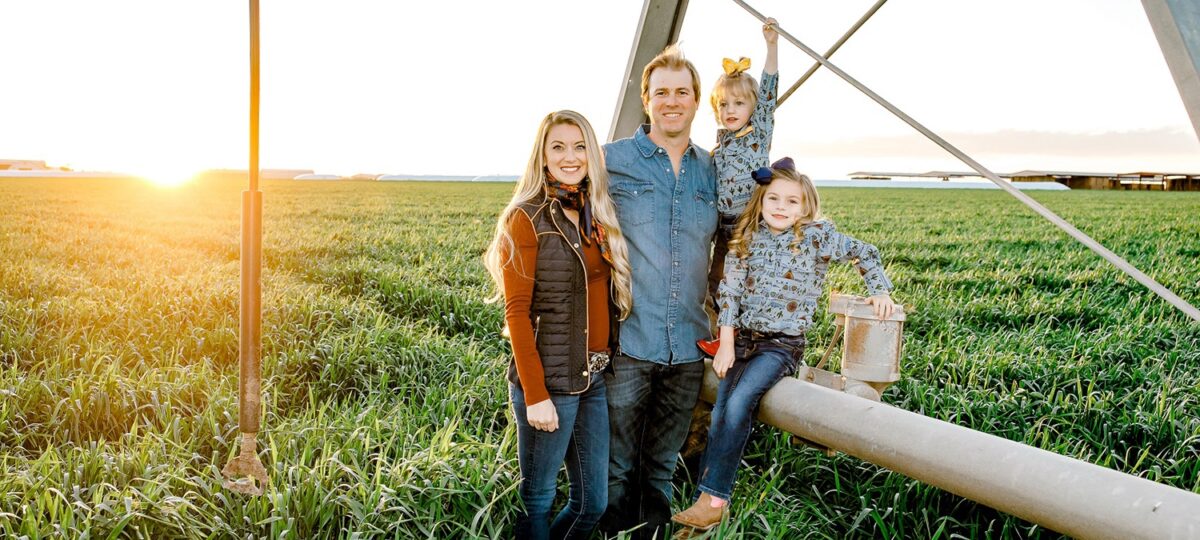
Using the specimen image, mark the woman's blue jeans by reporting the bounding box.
[511,376,609,540]
[697,336,803,501]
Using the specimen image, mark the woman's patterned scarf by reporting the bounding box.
[545,175,613,265]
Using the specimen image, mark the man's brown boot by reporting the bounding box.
[671,492,727,531]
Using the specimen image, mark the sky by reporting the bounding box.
[2,0,1198,183]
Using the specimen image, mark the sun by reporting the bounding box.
[135,165,198,187]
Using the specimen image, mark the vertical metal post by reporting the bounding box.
[1142,0,1200,143]
[241,0,262,435]
[223,0,268,495]
[609,0,690,142]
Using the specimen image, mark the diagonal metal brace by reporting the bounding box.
[777,0,888,106]
[732,0,1200,322]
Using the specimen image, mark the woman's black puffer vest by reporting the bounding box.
[506,194,618,395]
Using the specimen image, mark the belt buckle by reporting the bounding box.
[587,352,610,373]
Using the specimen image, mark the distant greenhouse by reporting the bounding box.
[264,169,312,180]
[0,159,49,171]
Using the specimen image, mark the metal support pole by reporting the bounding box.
[699,362,1200,539]
[609,0,690,142]
[1142,0,1200,144]
[222,0,268,495]
[777,0,888,106]
[733,0,1200,322]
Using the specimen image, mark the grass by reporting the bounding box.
[1,176,1198,538]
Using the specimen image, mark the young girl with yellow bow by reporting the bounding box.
[703,17,781,319]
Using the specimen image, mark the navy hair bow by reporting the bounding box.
[750,157,797,185]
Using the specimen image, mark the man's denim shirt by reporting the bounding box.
[605,124,717,365]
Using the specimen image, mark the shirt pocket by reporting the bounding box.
[779,255,817,299]
[783,252,816,279]
[612,181,655,227]
[693,188,717,233]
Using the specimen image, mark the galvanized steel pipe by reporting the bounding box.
[700,364,1200,539]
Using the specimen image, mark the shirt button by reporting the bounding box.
[672,292,677,298]
[573,243,579,248]
[582,371,589,376]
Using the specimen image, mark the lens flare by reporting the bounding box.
[136,166,197,187]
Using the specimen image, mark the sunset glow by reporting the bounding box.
[137,168,198,187]
[2,1,1197,179]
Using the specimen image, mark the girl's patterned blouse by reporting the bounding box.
[713,70,778,220]
[717,220,893,336]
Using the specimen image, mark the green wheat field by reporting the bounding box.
[2,176,1198,539]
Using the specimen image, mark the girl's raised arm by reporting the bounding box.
[755,17,780,142]
[763,17,778,75]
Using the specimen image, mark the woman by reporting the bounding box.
[484,110,633,539]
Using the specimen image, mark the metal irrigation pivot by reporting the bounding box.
[736,0,1200,323]
[222,0,268,496]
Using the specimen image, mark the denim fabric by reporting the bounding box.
[706,216,739,306]
[604,125,717,364]
[697,337,804,500]
[599,354,705,539]
[511,378,609,540]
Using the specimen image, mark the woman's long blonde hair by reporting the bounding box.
[483,110,634,319]
[728,166,822,258]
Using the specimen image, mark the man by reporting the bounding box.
[600,44,717,538]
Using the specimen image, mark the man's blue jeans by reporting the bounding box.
[697,337,803,500]
[511,377,609,540]
[600,354,705,539]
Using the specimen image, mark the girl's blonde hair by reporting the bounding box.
[728,166,822,259]
[710,65,759,120]
[483,110,634,319]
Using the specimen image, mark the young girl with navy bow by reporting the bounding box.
[673,157,896,531]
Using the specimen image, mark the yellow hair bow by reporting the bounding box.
[722,57,751,76]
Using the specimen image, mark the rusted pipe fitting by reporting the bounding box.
[829,293,906,396]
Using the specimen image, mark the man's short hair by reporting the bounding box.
[640,44,701,106]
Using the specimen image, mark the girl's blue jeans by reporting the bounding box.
[511,376,609,540]
[697,334,804,501]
